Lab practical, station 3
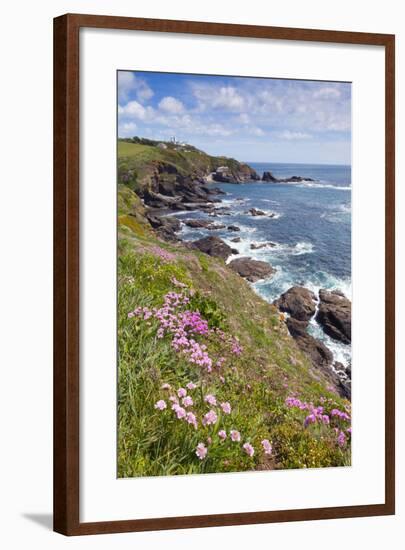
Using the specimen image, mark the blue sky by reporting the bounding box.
[118,71,351,165]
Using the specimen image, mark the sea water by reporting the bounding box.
[175,162,351,366]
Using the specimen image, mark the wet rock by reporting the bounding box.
[228,257,275,282]
[207,223,226,230]
[184,219,225,230]
[250,242,277,250]
[248,208,267,216]
[286,318,333,368]
[316,289,351,344]
[192,236,236,260]
[227,225,240,231]
[273,286,317,321]
[285,318,350,399]
[184,219,212,228]
[231,236,241,243]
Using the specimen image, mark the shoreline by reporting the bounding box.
[141,178,351,399]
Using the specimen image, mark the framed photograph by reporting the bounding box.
[53,14,395,535]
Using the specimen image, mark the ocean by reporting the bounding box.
[174,162,351,367]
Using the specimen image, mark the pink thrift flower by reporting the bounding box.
[169,395,179,404]
[218,430,227,441]
[154,400,167,411]
[202,410,218,426]
[304,414,317,427]
[261,439,272,455]
[182,396,193,408]
[337,431,346,447]
[195,442,208,460]
[186,382,197,390]
[161,383,171,390]
[172,404,186,419]
[186,412,197,428]
[230,430,241,442]
[220,402,231,414]
[204,394,217,406]
[243,442,255,457]
[177,388,187,398]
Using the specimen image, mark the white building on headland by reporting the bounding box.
[170,136,187,147]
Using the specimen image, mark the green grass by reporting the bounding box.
[117,215,351,477]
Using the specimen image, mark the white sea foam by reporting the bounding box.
[261,199,280,205]
[251,211,282,220]
[291,241,314,255]
[298,182,351,191]
[308,319,351,368]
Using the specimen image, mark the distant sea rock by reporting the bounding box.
[261,170,315,183]
[262,171,278,182]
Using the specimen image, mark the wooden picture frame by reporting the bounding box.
[53,13,395,535]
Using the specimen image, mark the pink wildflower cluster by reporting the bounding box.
[128,284,244,374]
[261,439,272,455]
[330,408,351,421]
[154,386,266,462]
[149,246,176,262]
[285,396,352,448]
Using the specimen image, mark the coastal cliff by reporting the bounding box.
[118,138,259,210]
[117,139,352,476]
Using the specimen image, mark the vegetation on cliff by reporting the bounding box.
[117,181,351,477]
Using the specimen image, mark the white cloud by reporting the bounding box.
[277,130,312,140]
[237,113,250,124]
[193,84,245,112]
[313,86,341,99]
[249,127,265,136]
[118,121,137,137]
[158,96,185,114]
[118,71,154,103]
[119,100,155,120]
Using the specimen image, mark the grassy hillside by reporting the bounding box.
[117,186,351,477]
[117,139,257,193]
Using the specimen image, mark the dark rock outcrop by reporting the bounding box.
[273,286,317,321]
[262,171,278,182]
[286,318,350,399]
[316,289,351,344]
[207,223,226,230]
[212,164,259,183]
[228,257,275,282]
[248,208,266,216]
[286,318,333,368]
[183,219,225,230]
[260,171,315,184]
[146,213,181,241]
[231,236,241,243]
[227,225,240,232]
[281,175,314,183]
[192,236,236,261]
[184,219,212,228]
[250,242,277,250]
